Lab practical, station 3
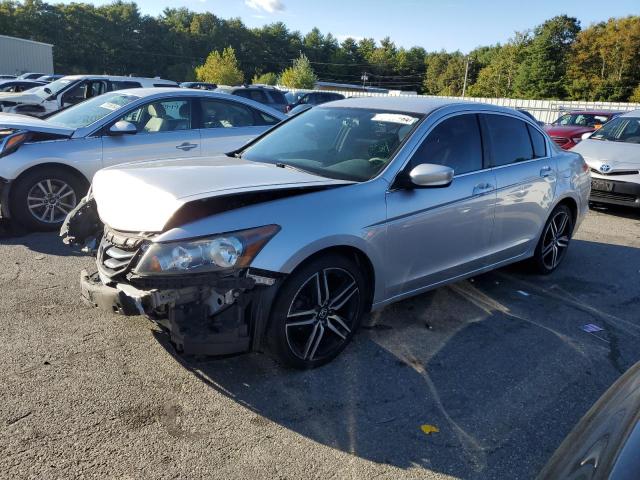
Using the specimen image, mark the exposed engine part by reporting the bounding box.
[60,194,103,252]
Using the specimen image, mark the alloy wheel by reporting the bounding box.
[541,210,571,270]
[26,179,77,224]
[285,268,360,361]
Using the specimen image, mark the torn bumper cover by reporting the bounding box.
[80,269,280,356]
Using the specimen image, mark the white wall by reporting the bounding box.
[283,87,640,124]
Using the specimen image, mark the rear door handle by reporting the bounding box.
[540,166,553,177]
[176,142,198,151]
[473,182,494,195]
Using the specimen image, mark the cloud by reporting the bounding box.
[244,0,285,13]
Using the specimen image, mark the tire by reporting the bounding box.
[266,253,368,369]
[530,204,574,274]
[10,167,88,231]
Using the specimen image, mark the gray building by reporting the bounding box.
[0,34,54,76]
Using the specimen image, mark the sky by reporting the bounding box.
[58,0,639,53]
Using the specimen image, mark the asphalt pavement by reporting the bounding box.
[1,205,639,480]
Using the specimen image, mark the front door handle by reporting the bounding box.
[540,165,553,177]
[473,182,494,195]
[176,142,198,151]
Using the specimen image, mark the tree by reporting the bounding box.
[423,51,465,95]
[195,46,244,85]
[514,15,580,98]
[279,54,317,89]
[469,33,529,97]
[252,72,278,85]
[630,84,640,103]
[566,16,640,101]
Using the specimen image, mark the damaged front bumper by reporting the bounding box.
[80,268,280,356]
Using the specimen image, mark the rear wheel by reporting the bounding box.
[267,254,367,369]
[10,167,88,231]
[530,204,574,274]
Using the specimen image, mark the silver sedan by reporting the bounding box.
[67,97,591,369]
[0,88,285,230]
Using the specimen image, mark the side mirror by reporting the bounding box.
[581,132,592,141]
[407,163,454,188]
[109,120,137,136]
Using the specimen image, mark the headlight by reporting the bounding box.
[134,224,280,275]
[0,130,29,157]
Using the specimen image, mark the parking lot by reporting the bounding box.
[0,205,638,480]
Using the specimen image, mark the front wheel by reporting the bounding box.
[266,254,368,369]
[530,204,574,274]
[10,167,88,231]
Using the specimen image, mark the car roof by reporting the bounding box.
[321,96,506,115]
[562,110,622,115]
[620,109,640,117]
[0,79,43,85]
[61,74,176,83]
[111,87,287,117]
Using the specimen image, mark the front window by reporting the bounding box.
[118,99,192,133]
[589,117,640,144]
[47,92,140,129]
[240,107,422,181]
[553,113,610,127]
[32,78,76,99]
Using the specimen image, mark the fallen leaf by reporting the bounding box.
[420,424,439,435]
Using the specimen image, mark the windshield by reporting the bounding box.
[31,78,76,99]
[241,107,422,181]
[47,92,140,129]
[552,113,610,127]
[589,117,640,144]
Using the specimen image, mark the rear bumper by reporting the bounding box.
[590,178,640,208]
[80,269,280,356]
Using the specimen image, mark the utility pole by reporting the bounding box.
[462,56,472,98]
[361,72,369,88]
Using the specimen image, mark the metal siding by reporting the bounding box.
[0,35,54,75]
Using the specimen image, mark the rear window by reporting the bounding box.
[112,81,142,90]
[234,89,269,104]
[527,124,547,158]
[266,90,287,105]
[483,114,534,166]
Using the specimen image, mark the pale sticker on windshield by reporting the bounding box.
[371,113,418,125]
[99,102,122,111]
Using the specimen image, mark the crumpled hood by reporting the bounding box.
[92,155,353,232]
[0,91,42,105]
[572,139,640,170]
[544,125,592,137]
[0,112,74,136]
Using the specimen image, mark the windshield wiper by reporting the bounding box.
[275,162,315,176]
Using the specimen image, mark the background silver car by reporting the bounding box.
[69,97,591,369]
[0,88,285,230]
[572,110,640,209]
